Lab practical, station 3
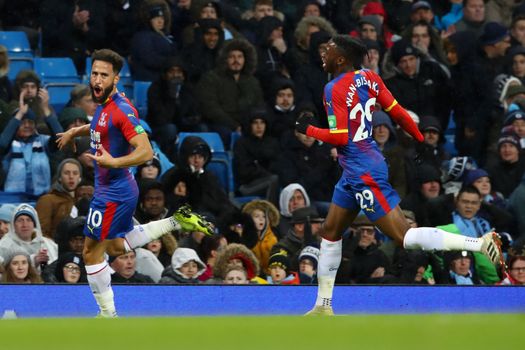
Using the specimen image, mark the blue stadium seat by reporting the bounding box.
[0,191,38,207]
[0,31,32,58]
[44,83,75,114]
[178,132,225,153]
[34,57,80,84]
[133,81,151,119]
[230,131,242,151]
[7,57,33,80]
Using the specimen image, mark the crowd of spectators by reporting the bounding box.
[0,0,524,286]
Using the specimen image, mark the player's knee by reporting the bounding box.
[320,222,339,240]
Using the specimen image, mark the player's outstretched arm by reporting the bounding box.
[385,102,424,142]
[56,124,91,151]
[87,133,153,168]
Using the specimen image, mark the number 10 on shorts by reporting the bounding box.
[87,207,103,229]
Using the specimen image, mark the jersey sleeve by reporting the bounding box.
[372,71,424,142]
[305,81,349,146]
[113,104,145,143]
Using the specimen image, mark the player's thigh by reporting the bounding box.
[106,238,126,257]
[83,236,110,264]
[322,203,360,240]
[373,205,411,246]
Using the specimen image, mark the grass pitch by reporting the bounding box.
[0,314,522,350]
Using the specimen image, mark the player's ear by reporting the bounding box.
[114,74,120,85]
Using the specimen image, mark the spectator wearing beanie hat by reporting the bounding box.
[385,39,452,131]
[135,156,162,181]
[506,46,525,84]
[487,131,525,198]
[503,110,525,149]
[266,249,299,284]
[58,107,89,131]
[462,168,514,233]
[298,245,319,284]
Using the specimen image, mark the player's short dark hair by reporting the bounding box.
[332,34,368,68]
[458,185,481,199]
[91,49,124,74]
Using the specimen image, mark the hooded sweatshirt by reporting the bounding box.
[0,203,58,267]
[159,247,206,284]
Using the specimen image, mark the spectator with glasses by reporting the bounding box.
[499,255,525,285]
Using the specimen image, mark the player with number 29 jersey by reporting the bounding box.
[308,68,423,221]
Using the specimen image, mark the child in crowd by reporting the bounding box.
[266,250,299,285]
[159,248,206,284]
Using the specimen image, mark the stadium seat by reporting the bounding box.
[7,57,33,80]
[44,83,75,114]
[0,31,32,58]
[133,81,151,119]
[34,57,80,84]
[230,131,242,151]
[0,191,38,207]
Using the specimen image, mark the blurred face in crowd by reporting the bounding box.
[150,16,165,32]
[398,55,418,77]
[164,66,184,81]
[251,209,266,233]
[373,124,390,147]
[112,252,136,279]
[463,0,485,23]
[451,256,471,276]
[76,184,94,201]
[63,262,81,283]
[510,258,525,284]
[178,260,199,279]
[200,5,217,19]
[363,48,380,69]
[227,50,245,74]
[299,258,315,277]
[90,60,119,104]
[68,236,85,254]
[423,128,440,147]
[203,28,220,49]
[512,54,525,78]
[224,268,249,284]
[513,119,525,138]
[411,8,433,24]
[491,36,511,58]
[74,94,97,117]
[357,226,376,248]
[146,239,162,255]
[304,4,321,17]
[20,82,38,101]
[174,181,187,196]
[254,4,273,21]
[60,162,81,192]
[499,143,519,163]
[14,215,35,241]
[140,164,159,179]
[16,118,36,139]
[420,180,440,199]
[412,24,431,50]
[188,153,206,172]
[405,216,417,228]
[295,130,316,147]
[511,18,525,46]
[9,255,29,282]
[0,220,9,237]
[269,265,286,283]
[456,192,481,219]
[276,88,294,110]
[360,23,377,41]
[304,25,320,48]
[288,190,306,213]
[251,118,266,138]
[472,176,491,197]
[143,189,165,217]
[445,43,458,65]
[270,26,283,42]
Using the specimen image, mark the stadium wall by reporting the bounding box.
[1,285,523,317]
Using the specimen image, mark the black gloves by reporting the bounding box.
[295,113,315,134]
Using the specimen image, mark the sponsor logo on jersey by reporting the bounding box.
[98,112,107,127]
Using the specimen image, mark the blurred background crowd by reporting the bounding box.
[0,0,524,286]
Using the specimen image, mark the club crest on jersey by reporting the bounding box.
[98,112,107,127]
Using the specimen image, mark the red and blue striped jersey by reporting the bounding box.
[90,93,144,199]
[323,69,398,174]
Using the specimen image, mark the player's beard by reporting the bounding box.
[91,83,114,104]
